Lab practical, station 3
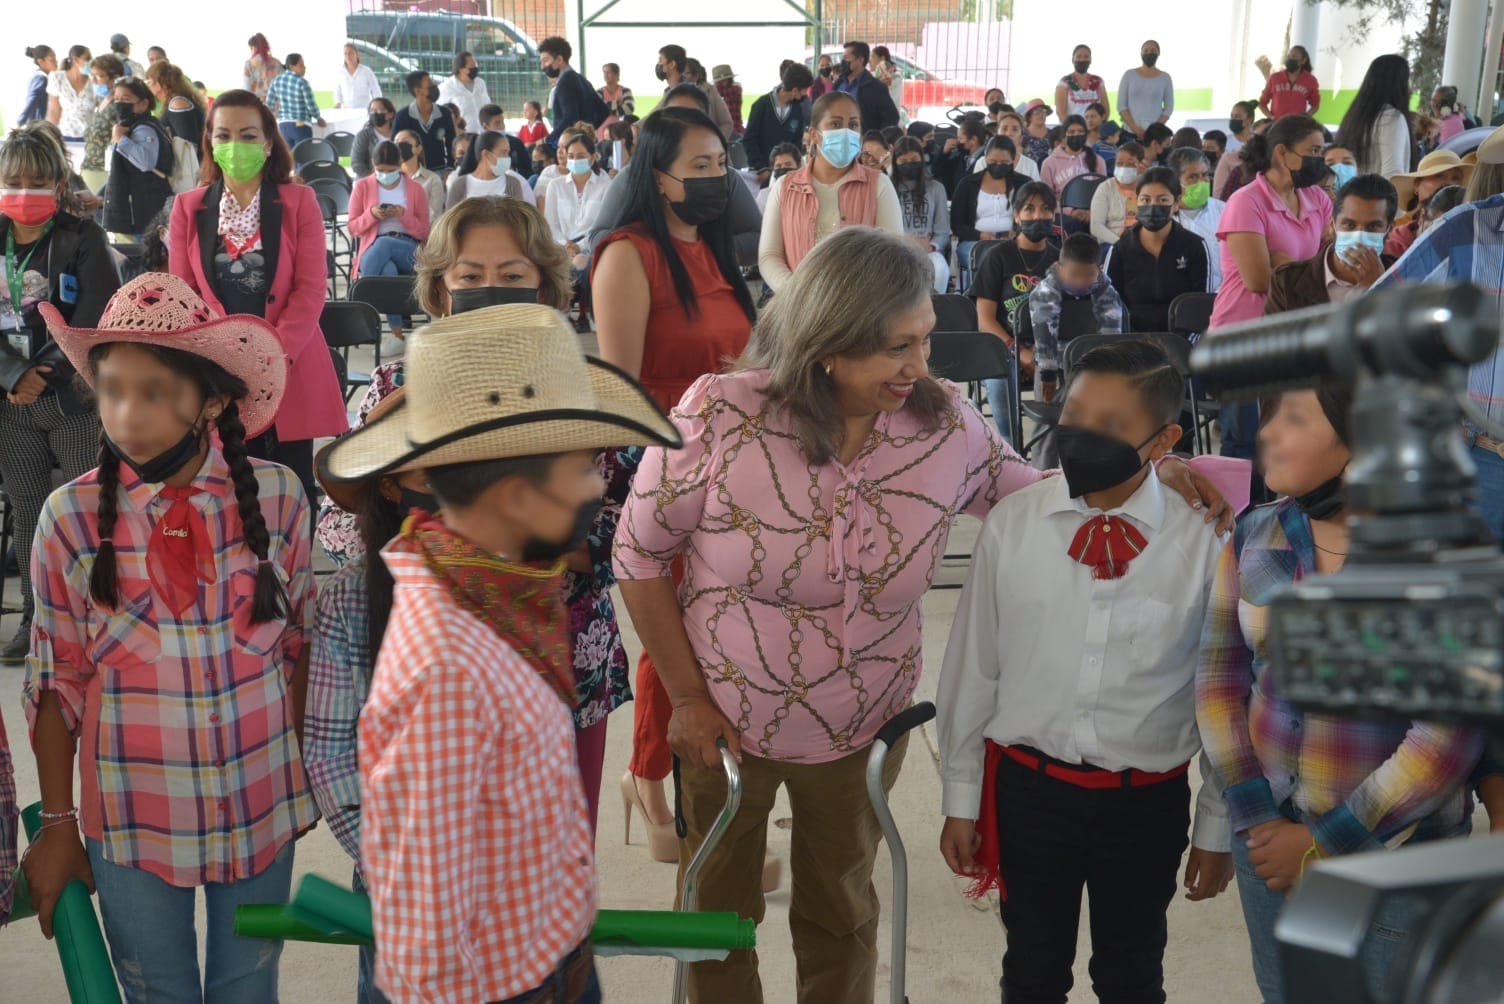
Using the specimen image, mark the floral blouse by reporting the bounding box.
[315,360,637,727]
[81,100,118,173]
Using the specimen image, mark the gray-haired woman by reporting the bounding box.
[613,226,1228,1003]
[0,125,119,659]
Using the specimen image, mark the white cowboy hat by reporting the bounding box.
[1390,149,1474,209]
[318,304,680,483]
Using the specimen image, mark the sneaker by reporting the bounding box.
[380,334,406,357]
[0,614,31,664]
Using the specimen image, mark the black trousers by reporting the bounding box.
[996,752,1190,1004]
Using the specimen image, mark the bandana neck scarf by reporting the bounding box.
[1067,513,1148,580]
[217,185,263,260]
[148,485,216,616]
[403,510,578,707]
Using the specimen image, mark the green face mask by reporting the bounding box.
[213,141,268,183]
[1182,180,1211,210]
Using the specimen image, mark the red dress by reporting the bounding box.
[592,223,753,779]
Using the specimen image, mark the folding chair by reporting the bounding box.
[321,300,383,402]
[931,294,978,333]
[348,275,424,336]
[1015,300,1110,458]
[302,160,353,191]
[928,330,1017,587]
[1168,292,1220,453]
[1141,331,1208,456]
[292,138,339,169]
[1059,173,1108,237]
[326,131,357,160]
[961,238,1005,293]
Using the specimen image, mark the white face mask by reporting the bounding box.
[1114,165,1139,185]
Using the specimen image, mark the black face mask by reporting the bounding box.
[448,285,540,313]
[398,141,415,162]
[543,64,561,79]
[1229,117,1246,134]
[1018,218,1054,242]
[1285,58,1302,74]
[369,112,389,128]
[1137,205,1172,231]
[113,101,137,123]
[1142,52,1158,68]
[105,420,203,485]
[896,162,923,181]
[522,498,603,563]
[1295,474,1345,521]
[772,166,793,181]
[426,83,441,101]
[466,67,479,81]
[1056,424,1165,498]
[398,487,440,515]
[654,64,667,81]
[1073,59,1091,74]
[818,66,832,78]
[1291,153,1328,189]
[532,159,547,173]
[665,173,730,225]
[986,162,1012,180]
[1065,134,1087,152]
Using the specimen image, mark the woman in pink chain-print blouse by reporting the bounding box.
[613,227,1228,1003]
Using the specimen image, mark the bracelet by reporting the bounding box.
[38,807,78,820]
[1297,840,1324,881]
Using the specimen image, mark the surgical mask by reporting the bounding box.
[1294,473,1345,521]
[896,162,923,181]
[369,112,388,127]
[1114,165,1138,185]
[94,82,111,98]
[1073,59,1091,74]
[1181,180,1210,209]
[0,189,58,227]
[1330,162,1357,189]
[543,64,561,79]
[449,285,540,313]
[1137,205,1172,231]
[1018,218,1054,242]
[375,170,401,186]
[1334,229,1387,261]
[212,141,267,184]
[1229,117,1246,134]
[567,157,592,176]
[105,420,204,485]
[1056,424,1165,498]
[1065,134,1087,152]
[986,162,1012,180]
[522,497,603,563]
[664,173,730,225]
[398,488,440,515]
[1291,154,1328,189]
[819,128,861,169]
[1142,52,1158,68]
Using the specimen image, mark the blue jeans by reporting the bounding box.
[492,955,601,1003]
[1232,826,1419,1004]
[359,234,420,329]
[87,837,296,1004]
[278,122,313,148]
[351,869,390,1004]
[956,239,978,291]
[1468,439,1504,542]
[1220,400,1259,459]
[983,376,1015,446]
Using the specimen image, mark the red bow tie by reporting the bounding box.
[1067,514,1147,580]
[148,486,215,616]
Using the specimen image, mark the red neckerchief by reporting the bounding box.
[147,486,215,616]
[1067,513,1148,581]
[402,510,578,707]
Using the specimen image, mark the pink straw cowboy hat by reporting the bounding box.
[39,273,289,437]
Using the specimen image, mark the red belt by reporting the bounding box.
[999,744,1189,790]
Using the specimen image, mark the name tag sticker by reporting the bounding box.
[60,273,79,304]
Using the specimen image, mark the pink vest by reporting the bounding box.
[778,163,881,273]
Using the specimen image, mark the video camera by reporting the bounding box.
[1190,283,1504,1004]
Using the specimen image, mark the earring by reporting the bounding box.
[823,361,833,377]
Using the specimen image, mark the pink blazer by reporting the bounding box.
[169,182,347,442]
[346,175,431,280]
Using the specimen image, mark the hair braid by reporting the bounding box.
[88,434,122,609]
[217,402,289,623]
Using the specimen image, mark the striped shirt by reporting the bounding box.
[1371,193,1504,424]
[360,536,596,1003]
[266,69,321,124]
[23,447,319,888]
[1195,499,1482,855]
[304,559,372,866]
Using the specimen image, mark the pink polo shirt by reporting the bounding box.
[614,371,1043,763]
[1209,172,1329,331]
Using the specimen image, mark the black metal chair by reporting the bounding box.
[302,161,353,191]
[348,275,424,335]
[310,177,351,215]
[292,138,339,168]
[1059,173,1108,236]
[931,294,978,333]
[326,131,357,160]
[1015,299,1108,458]
[968,239,1006,278]
[321,300,383,401]
[1139,331,1209,456]
[1167,292,1221,453]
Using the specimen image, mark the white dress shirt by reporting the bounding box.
[336,63,383,110]
[1324,249,1363,305]
[437,73,492,132]
[936,467,1230,851]
[545,170,612,251]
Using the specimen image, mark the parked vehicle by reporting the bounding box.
[346,10,547,112]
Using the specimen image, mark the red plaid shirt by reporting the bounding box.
[23,448,318,888]
[359,536,596,1002]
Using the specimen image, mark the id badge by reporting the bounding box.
[6,328,31,360]
[60,273,79,305]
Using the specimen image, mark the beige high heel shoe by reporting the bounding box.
[620,772,680,863]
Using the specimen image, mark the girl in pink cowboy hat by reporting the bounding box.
[19,272,318,1003]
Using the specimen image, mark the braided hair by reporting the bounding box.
[357,483,404,678]
[87,343,289,624]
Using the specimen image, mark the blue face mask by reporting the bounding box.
[1333,229,1386,259]
[819,128,861,169]
[94,82,111,98]
[375,170,401,186]
[1330,162,1357,189]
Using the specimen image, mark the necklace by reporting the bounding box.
[1015,241,1048,271]
[1312,541,1347,556]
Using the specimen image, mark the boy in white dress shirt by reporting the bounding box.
[937,339,1233,1004]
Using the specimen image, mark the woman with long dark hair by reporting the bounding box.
[890,136,951,293]
[446,130,530,202]
[591,105,757,862]
[145,60,206,145]
[1040,113,1101,203]
[1335,54,1413,178]
[102,77,173,241]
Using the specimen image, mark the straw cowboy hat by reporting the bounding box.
[319,304,681,484]
[40,272,287,437]
[1474,122,1504,165]
[712,64,735,82]
[315,387,409,515]
[1391,149,1475,209]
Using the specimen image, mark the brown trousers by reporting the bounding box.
[675,736,909,1004]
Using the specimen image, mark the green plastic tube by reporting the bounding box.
[291,873,373,940]
[233,904,371,945]
[592,910,756,951]
[19,803,122,1004]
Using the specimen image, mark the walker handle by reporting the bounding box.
[875,702,936,749]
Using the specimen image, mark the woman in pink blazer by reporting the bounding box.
[347,140,430,342]
[169,88,346,504]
